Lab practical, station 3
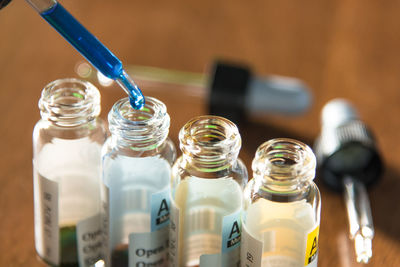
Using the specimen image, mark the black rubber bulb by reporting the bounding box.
[314,99,383,191]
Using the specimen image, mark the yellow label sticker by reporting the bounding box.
[304,225,319,266]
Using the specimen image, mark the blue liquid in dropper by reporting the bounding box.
[41,2,144,109]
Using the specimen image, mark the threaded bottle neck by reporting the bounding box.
[252,138,316,191]
[39,78,101,127]
[108,97,170,150]
[179,116,241,172]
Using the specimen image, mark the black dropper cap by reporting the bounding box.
[0,0,12,9]
[208,61,312,124]
[208,61,251,123]
[314,99,383,191]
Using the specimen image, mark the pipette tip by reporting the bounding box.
[129,93,145,110]
[354,233,373,264]
[117,70,145,110]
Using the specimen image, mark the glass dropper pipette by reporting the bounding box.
[25,0,145,109]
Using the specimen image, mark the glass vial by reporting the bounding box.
[33,78,108,266]
[241,138,321,267]
[169,115,248,267]
[101,97,176,267]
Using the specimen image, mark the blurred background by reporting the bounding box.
[1,0,400,266]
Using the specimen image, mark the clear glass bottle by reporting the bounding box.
[169,115,248,267]
[101,97,176,267]
[241,138,321,267]
[33,78,108,267]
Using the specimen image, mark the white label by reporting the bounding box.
[169,198,180,267]
[34,173,59,265]
[100,183,110,266]
[129,227,169,267]
[77,214,103,266]
[241,224,263,267]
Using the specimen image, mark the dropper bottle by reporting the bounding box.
[25,0,144,109]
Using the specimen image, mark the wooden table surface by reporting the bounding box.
[1,1,400,266]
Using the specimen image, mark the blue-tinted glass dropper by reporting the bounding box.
[26,0,145,109]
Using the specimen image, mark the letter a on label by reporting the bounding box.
[151,187,170,232]
[158,199,169,216]
[222,209,241,253]
[229,221,240,239]
[304,225,319,266]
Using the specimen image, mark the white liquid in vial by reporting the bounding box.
[103,155,171,244]
[34,137,103,224]
[33,137,103,266]
[102,155,171,266]
[173,177,242,267]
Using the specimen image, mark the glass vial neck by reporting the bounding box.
[252,138,316,191]
[179,115,241,172]
[108,96,170,150]
[39,78,101,127]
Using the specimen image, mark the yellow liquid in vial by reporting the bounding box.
[245,199,316,267]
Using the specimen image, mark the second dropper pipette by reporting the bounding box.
[315,99,383,264]
[25,0,145,109]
